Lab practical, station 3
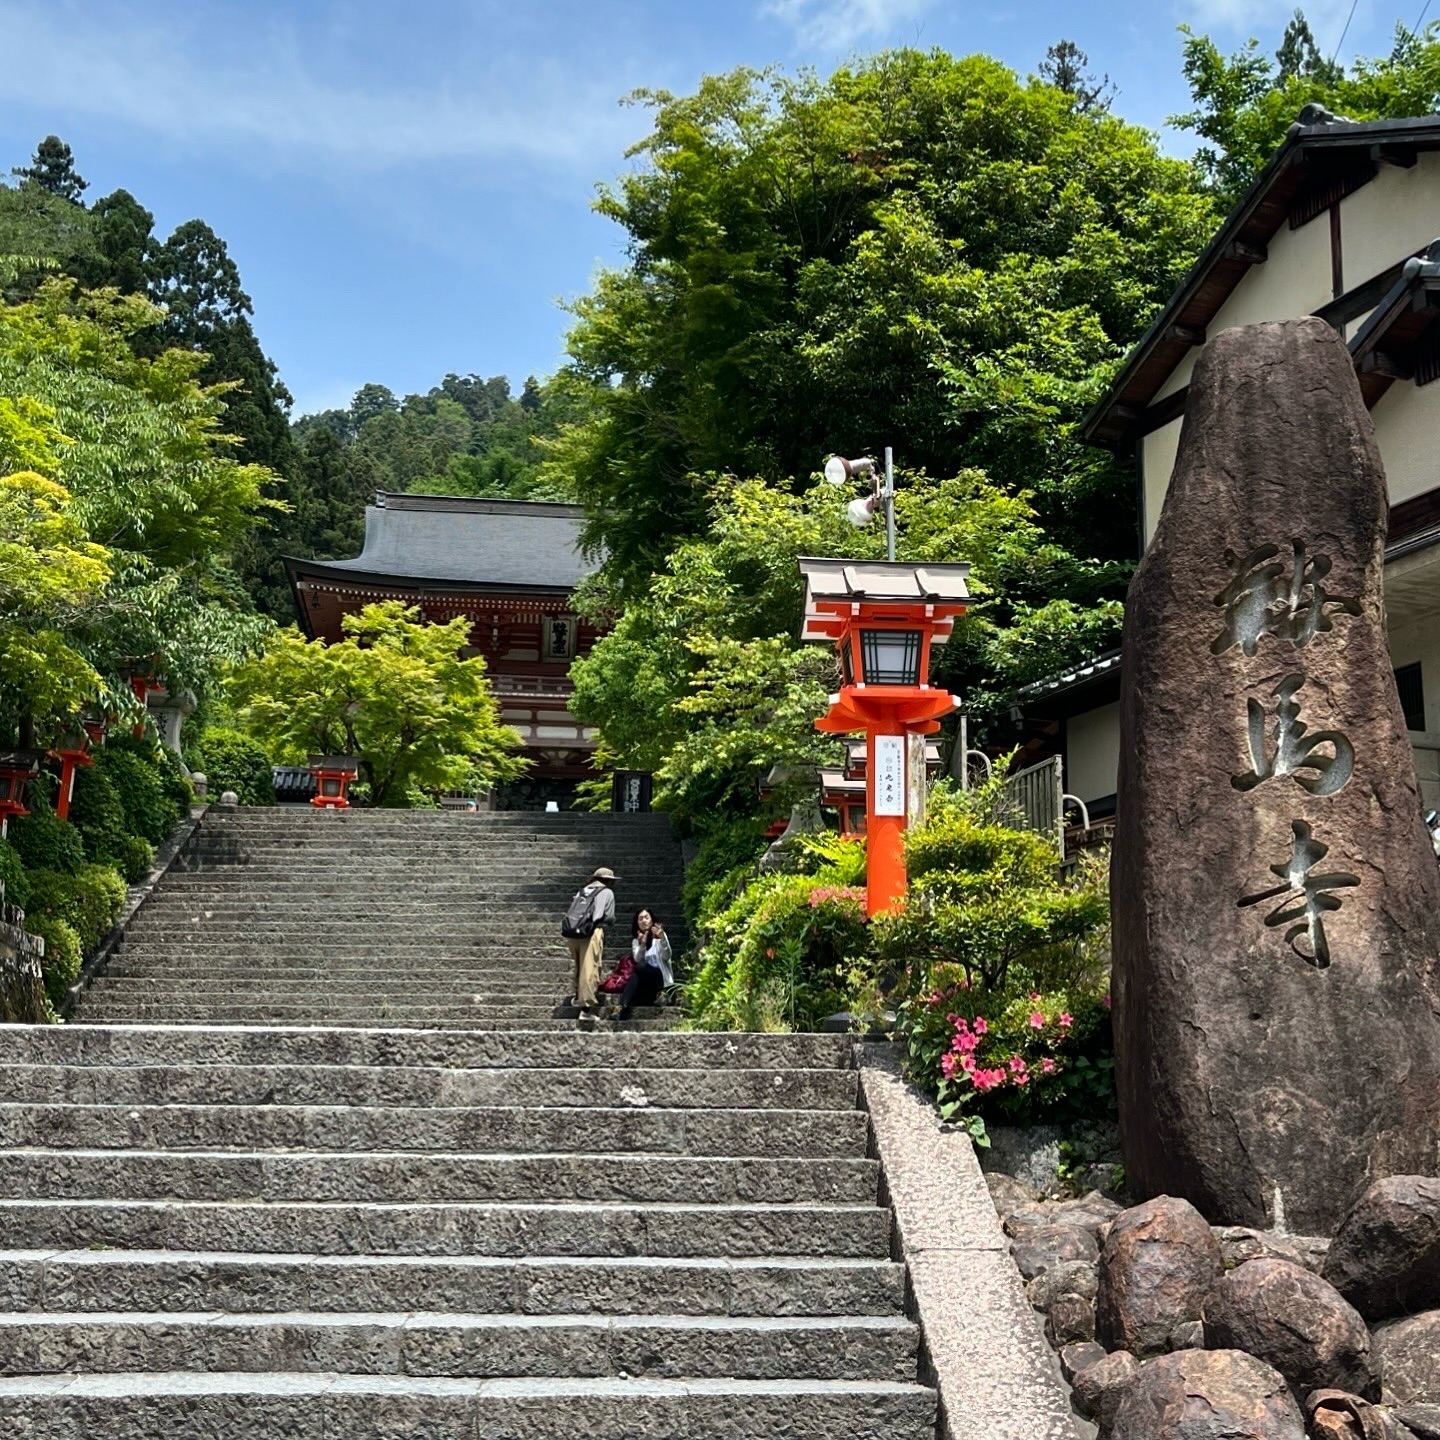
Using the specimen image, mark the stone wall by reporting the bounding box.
[0,882,46,1024]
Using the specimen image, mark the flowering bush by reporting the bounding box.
[684,835,878,1030]
[899,963,1113,1139]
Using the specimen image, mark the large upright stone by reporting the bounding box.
[1112,317,1440,1234]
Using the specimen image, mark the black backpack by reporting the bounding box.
[560,885,597,939]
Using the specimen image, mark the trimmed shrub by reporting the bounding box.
[681,813,770,928]
[93,738,187,845]
[186,728,275,806]
[68,763,128,863]
[111,834,154,884]
[8,797,84,876]
[22,863,127,951]
[0,838,29,909]
[25,914,81,1011]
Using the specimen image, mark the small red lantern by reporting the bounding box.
[309,755,360,809]
[799,558,970,917]
[0,750,43,836]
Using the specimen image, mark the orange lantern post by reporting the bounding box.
[309,755,360,809]
[798,559,970,917]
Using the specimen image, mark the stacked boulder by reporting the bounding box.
[990,1176,1440,1440]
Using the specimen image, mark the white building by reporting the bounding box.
[1033,107,1440,820]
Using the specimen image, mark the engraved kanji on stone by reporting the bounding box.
[1238,820,1360,969]
[1212,541,1360,657]
[1232,673,1354,797]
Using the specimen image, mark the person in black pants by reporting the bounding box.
[620,908,673,1020]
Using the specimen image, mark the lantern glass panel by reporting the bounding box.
[322,777,341,797]
[860,629,922,685]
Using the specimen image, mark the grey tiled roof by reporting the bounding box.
[290,493,596,592]
[1015,650,1123,701]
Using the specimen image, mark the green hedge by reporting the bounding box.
[186,728,275,806]
[23,863,127,951]
[92,736,189,845]
[8,795,84,876]
[24,913,81,1012]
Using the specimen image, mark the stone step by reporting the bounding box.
[72,1015,682,1032]
[75,1003,647,1025]
[0,1103,868,1157]
[0,1372,937,1439]
[0,1149,879,1206]
[99,967,574,988]
[0,1310,919,1382]
[0,1199,891,1257]
[0,1063,855,1110]
[0,1025,854,1072]
[0,1249,905,1316]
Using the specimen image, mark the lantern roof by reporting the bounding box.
[0,750,43,771]
[797,557,970,644]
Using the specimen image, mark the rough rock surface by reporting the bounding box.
[1396,1402,1440,1439]
[1096,1196,1224,1357]
[1200,1258,1377,1402]
[1170,1320,1206,1351]
[1323,1177,1440,1320]
[1029,1260,1100,1310]
[1008,1191,1123,1242]
[1009,1222,1099,1281]
[1306,1390,1417,1440]
[1060,1341,1108,1382]
[1072,1349,1140,1428]
[1111,317,1440,1234]
[1373,1310,1440,1406]
[1215,1226,1328,1275]
[985,1170,1040,1218]
[1045,1293,1096,1347]
[1110,1348,1305,1439]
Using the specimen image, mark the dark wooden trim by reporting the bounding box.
[1224,240,1269,265]
[1389,487,1440,545]
[1330,205,1344,299]
[1138,387,1189,435]
[1313,257,1415,328]
[1361,349,1415,381]
[1165,323,1207,347]
[1372,142,1418,168]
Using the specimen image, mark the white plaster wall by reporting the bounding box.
[1154,215,1334,403]
[1066,702,1121,805]
[1140,418,1182,546]
[1340,152,1440,289]
[1388,609,1440,732]
[1371,379,1440,505]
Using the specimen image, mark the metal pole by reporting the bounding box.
[884,446,895,562]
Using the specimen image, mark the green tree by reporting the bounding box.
[228,601,527,806]
[1173,19,1440,199]
[1038,39,1115,113]
[546,53,1215,591]
[13,136,87,204]
[0,181,95,298]
[81,189,156,296]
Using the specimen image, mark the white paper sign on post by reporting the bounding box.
[873,734,905,817]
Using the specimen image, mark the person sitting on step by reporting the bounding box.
[618,908,673,1021]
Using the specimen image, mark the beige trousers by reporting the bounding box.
[568,928,605,1007]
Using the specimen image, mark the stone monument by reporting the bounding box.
[1112,316,1440,1234]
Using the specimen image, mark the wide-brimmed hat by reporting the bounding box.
[592,866,621,883]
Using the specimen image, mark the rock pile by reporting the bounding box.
[990,1176,1440,1439]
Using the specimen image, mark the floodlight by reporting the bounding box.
[847,496,877,527]
[824,455,876,487]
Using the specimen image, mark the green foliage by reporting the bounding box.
[22,862,125,951]
[686,865,873,1031]
[681,813,771,928]
[549,52,1216,586]
[0,837,28,908]
[24,912,80,1011]
[8,795,84,876]
[93,737,187,847]
[875,779,1108,993]
[229,601,527,806]
[186,727,275,806]
[1173,19,1440,201]
[67,762,127,863]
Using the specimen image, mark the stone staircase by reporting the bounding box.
[79,807,690,1029]
[0,807,937,1436]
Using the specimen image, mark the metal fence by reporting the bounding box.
[1001,755,1065,854]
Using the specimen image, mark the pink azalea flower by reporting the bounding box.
[940,1054,957,1079]
[1028,1011,1045,1029]
[1008,1056,1027,1074]
[1013,1072,1030,1087]
[1058,1013,1073,1028]
[1041,1058,1056,1074]
[1029,992,1041,1002]
[960,1054,976,1073]
[972,1017,988,1036]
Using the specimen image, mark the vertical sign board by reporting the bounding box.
[873,734,906,817]
[906,733,928,831]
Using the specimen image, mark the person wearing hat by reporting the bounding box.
[564,866,618,1011]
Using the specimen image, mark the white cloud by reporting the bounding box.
[0,1,641,175]
[762,0,938,51]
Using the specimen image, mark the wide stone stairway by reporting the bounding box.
[0,808,937,1437]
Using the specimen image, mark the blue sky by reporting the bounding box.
[0,0,1424,416]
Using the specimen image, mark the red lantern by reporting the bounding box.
[799,559,970,917]
[0,751,43,836]
[309,756,360,809]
